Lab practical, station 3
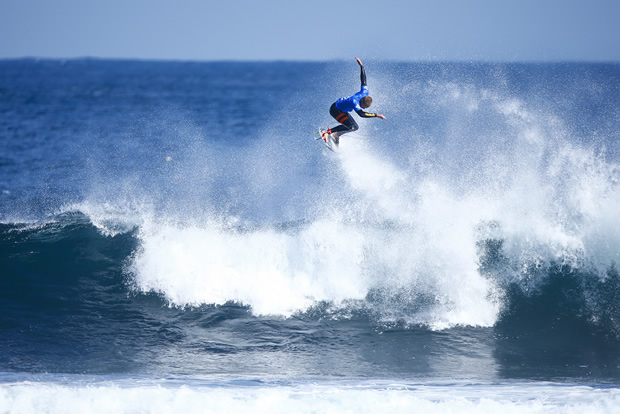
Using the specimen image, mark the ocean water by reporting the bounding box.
[1,58,620,412]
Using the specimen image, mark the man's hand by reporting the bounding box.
[355,57,363,67]
[377,114,386,119]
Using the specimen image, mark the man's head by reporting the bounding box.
[360,96,372,109]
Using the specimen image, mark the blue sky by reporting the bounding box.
[1,0,618,61]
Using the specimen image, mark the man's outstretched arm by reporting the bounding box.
[356,57,367,87]
[355,109,386,119]
[354,57,386,119]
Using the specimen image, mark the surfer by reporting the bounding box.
[320,57,386,144]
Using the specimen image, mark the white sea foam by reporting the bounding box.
[1,379,618,414]
[128,218,371,316]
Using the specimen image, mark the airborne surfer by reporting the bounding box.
[320,57,386,145]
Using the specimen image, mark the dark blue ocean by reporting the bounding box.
[1,59,620,412]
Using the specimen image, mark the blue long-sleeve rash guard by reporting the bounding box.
[334,65,378,118]
[335,86,369,113]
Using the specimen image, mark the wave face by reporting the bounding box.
[1,60,620,381]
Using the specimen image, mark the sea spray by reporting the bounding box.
[124,76,620,331]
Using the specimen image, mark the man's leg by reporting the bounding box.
[329,104,359,140]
